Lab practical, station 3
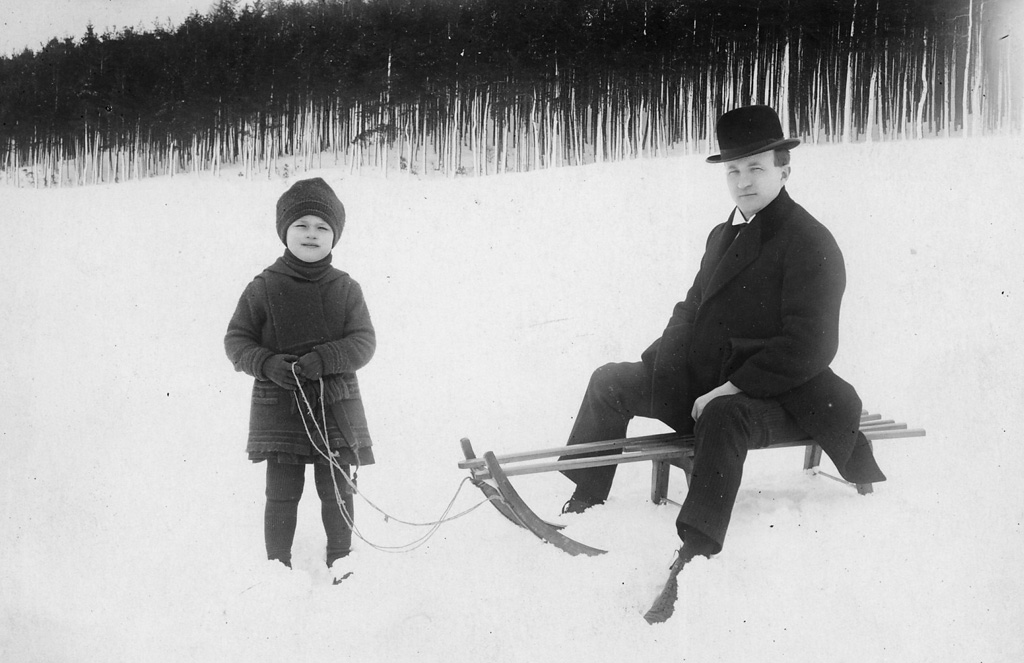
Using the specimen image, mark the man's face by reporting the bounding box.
[724,151,790,219]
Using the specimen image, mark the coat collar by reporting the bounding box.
[703,188,792,303]
[266,250,344,284]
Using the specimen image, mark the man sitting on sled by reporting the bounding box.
[556,105,887,623]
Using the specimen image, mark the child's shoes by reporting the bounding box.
[329,554,354,585]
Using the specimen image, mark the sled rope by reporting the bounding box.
[289,366,493,553]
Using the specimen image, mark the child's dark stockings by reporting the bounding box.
[264,458,353,568]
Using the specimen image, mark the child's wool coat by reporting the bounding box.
[225,255,375,466]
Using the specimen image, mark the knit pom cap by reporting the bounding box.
[276,177,346,247]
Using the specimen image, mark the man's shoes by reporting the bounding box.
[643,548,691,624]
[644,531,716,624]
[561,496,596,514]
[560,487,604,515]
[837,433,887,484]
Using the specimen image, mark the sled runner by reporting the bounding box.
[461,439,607,556]
[458,411,924,556]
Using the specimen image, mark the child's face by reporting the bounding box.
[286,215,334,262]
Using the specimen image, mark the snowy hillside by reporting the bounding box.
[2,136,1023,662]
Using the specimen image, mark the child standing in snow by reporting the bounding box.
[225,177,375,581]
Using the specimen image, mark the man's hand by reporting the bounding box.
[691,381,743,421]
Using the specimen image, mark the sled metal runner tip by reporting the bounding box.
[460,437,605,556]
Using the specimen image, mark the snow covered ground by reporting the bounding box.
[2,135,1023,662]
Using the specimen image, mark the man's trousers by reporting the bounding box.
[561,361,807,552]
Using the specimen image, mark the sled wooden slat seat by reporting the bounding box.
[458,411,923,556]
[459,411,925,501]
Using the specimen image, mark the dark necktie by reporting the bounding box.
[724,222,747,248]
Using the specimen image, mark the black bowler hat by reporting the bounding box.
[706,105,800,163]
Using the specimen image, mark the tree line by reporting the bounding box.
[1,0,1019,187]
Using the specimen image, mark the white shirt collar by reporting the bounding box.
[732,209,754,226]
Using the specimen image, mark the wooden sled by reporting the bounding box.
[459,411,925,556]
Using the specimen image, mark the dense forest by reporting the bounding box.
[1,0,1020,186]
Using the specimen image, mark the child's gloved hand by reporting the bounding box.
[295,351,324,381]
[263,354,300,390]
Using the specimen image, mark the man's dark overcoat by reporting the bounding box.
[641,187,862,470]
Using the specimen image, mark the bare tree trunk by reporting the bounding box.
[916,32,929,139]
[971,1,985,135]
[843,0,858,142]
[780,36,791,138]
[962,0,974,136]
[866,61,878,142]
